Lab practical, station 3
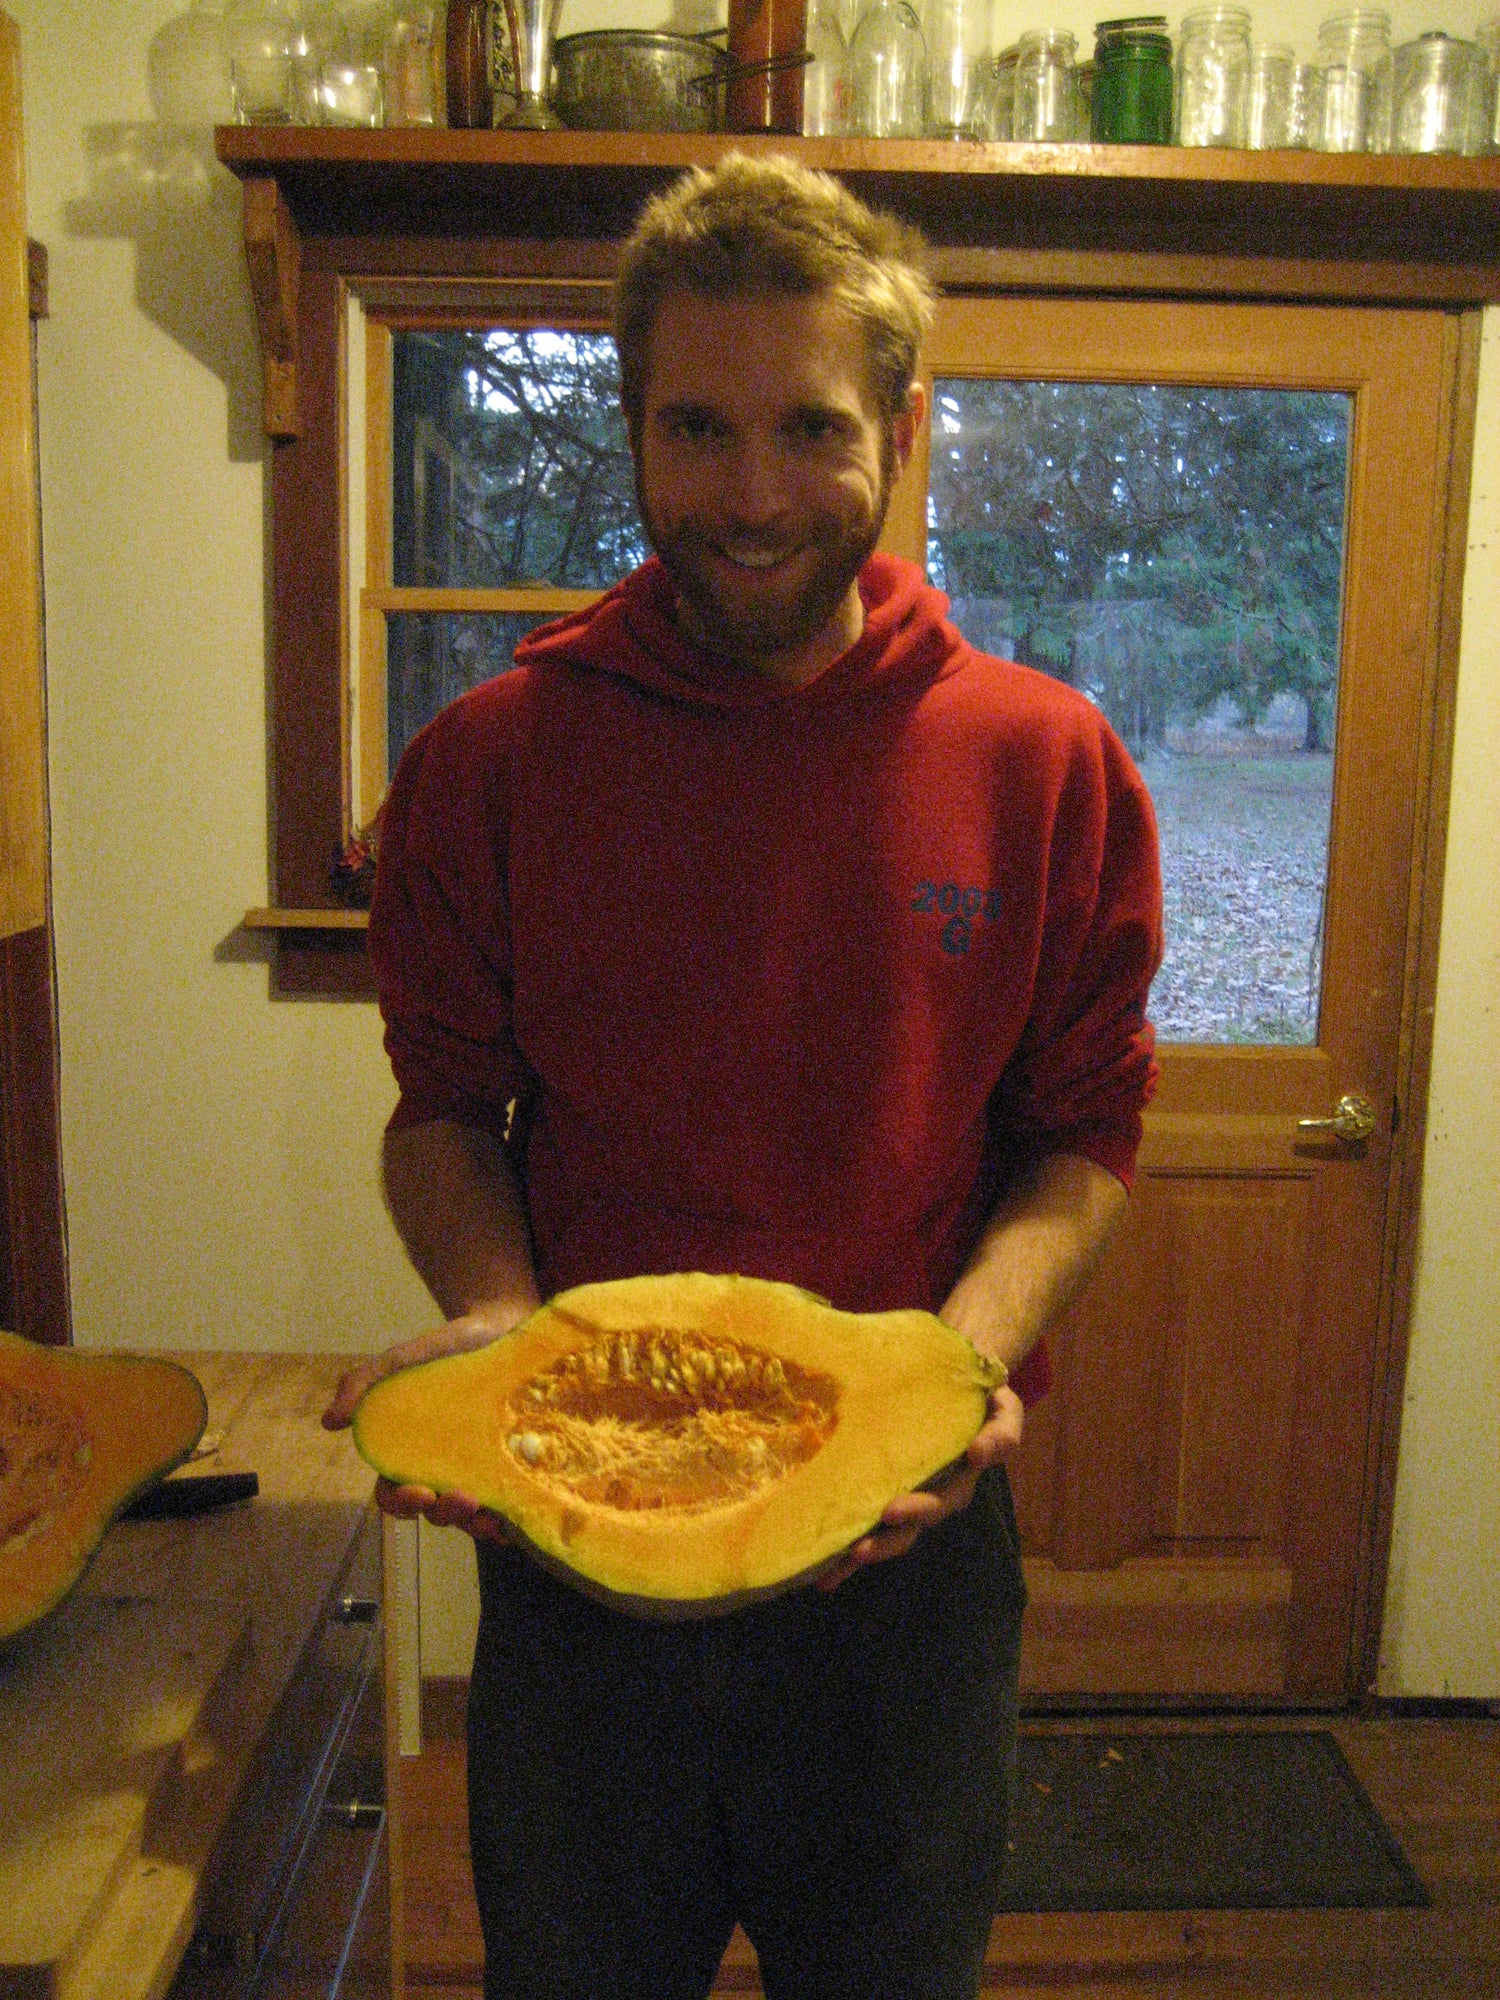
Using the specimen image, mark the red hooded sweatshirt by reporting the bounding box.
[370,555,1162,1405]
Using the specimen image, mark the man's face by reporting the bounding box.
[634,289,924,687]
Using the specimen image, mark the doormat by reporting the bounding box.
[996,1729,1429,1912]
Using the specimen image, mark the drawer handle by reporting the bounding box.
[323,1799,384,1830]
[332,1595,379,1624]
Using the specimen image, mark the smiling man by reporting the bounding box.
[326,155,1162,2000]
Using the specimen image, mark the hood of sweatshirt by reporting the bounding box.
[512,552,969,713]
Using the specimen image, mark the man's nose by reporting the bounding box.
[722,433,791,522]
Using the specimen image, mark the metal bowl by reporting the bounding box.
[550,30,728,134]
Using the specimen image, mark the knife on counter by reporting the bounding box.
[121,1471,260,1519]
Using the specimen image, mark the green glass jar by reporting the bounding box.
[1091,15,1174,142]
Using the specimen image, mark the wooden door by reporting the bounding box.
[881,296,1468,1703]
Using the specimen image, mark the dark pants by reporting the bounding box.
[466,1467,1026,2000]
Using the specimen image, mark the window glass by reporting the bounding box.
[392,328,645,590]
[385,327,648,770]
[927,380,1350,1045]
[386,611,554,768]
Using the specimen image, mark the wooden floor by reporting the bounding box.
[398,1707,1500,2000]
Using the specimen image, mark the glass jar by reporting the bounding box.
[1175,4,1251,147]
[1013,28,1077,141]
[847,0,928,137]
[1392,33,1483,156]
[1286,60,1324,146]
[383,1,437,126]
[1477,19,1500,153]
[225,0,301,122]
[1315,10,1393,152]
[803,0,851,135]
[1246,42,1294,148]
[983,43,1019,136]
[1091,16,1173,143]
[924,0,993,138]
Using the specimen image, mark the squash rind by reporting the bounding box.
[353,1273,1002,1618]
[0,1332,208,1643]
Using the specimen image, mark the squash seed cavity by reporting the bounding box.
[503,1326,839,1515]
[0,1382,92,1552]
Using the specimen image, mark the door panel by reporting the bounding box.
[892,296,1459,1701]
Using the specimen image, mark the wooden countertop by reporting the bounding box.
[0,1353,377,2000]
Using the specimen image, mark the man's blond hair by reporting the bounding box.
[614,152,934,440]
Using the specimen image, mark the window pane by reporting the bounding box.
[387,611,550,771]
[392,329,646,589]
[926,380,1350,1045]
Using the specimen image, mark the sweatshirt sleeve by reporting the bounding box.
[368,689,534,1146]
[990,712,1164,1188]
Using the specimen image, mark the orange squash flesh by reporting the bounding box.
[353,1272,1003,1617]
[0,1331,208,1642]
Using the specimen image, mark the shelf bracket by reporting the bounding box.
[242,175,300,438]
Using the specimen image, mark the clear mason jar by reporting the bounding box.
[1392,33,1484,155]
[1286,60,1324,146]
[1246,42,1294,148]
[1175,4,1251,146]
[1013,28,1078,141]
[1316,9,1393,152]
[848,0,928,135]
[924,0,994,138]
[984,43,1020,136]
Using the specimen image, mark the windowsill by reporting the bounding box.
[242,906,369,931]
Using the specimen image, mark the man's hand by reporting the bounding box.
[814,1383,1024,1592]
[322,1308,523,1545]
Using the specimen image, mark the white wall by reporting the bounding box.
[11,0,1498,1691]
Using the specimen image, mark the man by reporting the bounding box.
[325,153,1162,2000]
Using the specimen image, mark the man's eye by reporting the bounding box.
[790,411,839,444]
[664,410,723,443]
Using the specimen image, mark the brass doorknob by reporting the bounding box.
[1297,1092,1377,1143]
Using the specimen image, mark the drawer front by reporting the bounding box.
[247,1668,391,2000]
[170,1508,388,2000]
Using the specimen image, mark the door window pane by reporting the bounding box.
[392,328,645,589]
[927,380,1350,1045]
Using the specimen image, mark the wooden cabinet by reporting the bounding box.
[11,1353,398,2000]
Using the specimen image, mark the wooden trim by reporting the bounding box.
[243,175,301,436]
[243,906,370,930]
[364,586,602,613]
[26,237,45,319]
[357,315,390,834]
[0,14,45,942]
[0,922,71,1345]
[1352,309,1483,1704]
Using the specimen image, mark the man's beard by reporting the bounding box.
[637,450,896,672]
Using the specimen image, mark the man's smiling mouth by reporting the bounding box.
[715,544,797,572]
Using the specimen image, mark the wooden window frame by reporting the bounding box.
[217,131,1500,1000]
[353,285,622,834]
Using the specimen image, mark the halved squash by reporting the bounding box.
[0,1332,208,1642]
[353,1272,1004,1617]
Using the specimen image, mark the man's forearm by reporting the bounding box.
[939,1152,1128,1372]
[382,1119,542,1326]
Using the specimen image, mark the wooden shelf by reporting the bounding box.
[216,126,1500,301]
